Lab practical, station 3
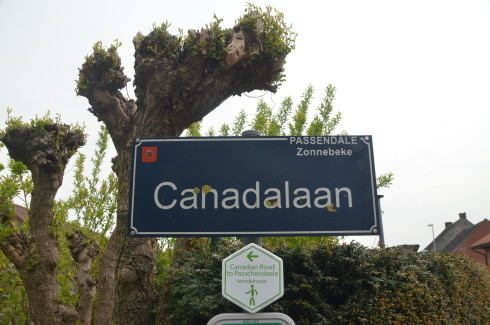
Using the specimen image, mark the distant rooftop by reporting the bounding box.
[425,212,474,252]
[13,204,28,224]
[470,233,490,250]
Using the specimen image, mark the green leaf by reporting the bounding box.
[186,121,202,137]
[289,85,313,135]
[232,110,247,136]
[219,124,230,136]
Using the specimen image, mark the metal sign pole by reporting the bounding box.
[241,130,263,247]
[377,195,385,248]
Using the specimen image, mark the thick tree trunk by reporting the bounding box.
[113,149,157,324]
[24,171,66,324]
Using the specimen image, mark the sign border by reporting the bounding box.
[207,312,295,325]
[129,136,379,237]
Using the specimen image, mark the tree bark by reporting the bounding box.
[67,229,99,325]
[93,231,117,325]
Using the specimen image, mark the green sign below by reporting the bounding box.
[222,323,281,325]
[222,244,284,313]
[207,313,295,325]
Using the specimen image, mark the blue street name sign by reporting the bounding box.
[128,136,379,237]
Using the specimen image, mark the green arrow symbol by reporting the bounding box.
[247,251,259,262]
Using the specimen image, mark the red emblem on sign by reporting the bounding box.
[142,147,157,163]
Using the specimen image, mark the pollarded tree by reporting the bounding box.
[0,120,121,324]
[76,5,296,324]
[0,113,85,324]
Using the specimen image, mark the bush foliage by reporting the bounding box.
[161,240,490,325]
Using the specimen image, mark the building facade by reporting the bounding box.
[425,213,490,267]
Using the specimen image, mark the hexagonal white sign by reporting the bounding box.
[222,243,284,313]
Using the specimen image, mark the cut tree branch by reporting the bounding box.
[0,231,27,269]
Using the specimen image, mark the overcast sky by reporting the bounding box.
[1,0,489,249]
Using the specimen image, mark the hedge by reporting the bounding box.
[159,239,490,325]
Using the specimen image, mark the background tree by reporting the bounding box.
[76,4,296,323]
[187,84,340,137]
[61,125,118,325]
[0,112,85,324]
[0,155,30,323]
[0,117,119,324]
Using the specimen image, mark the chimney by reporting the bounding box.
[459,212,466,219]
[445,222,453,228]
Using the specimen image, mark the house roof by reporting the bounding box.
[424,213,474,252]
[13,204,28,224]
[470,233,490,249]
[442,224,478,253]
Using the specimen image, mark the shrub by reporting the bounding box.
[160,241,490,325]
